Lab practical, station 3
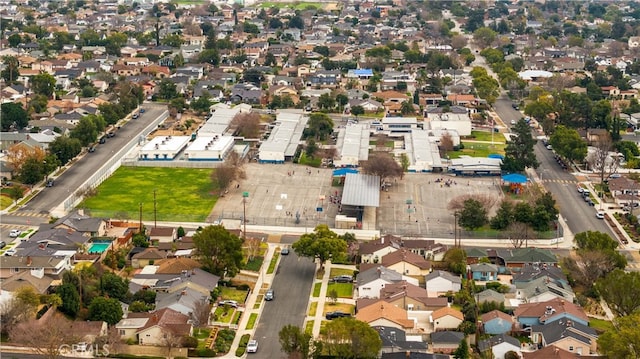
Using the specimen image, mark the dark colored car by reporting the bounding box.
[88,146,96,152]
[326,311,351,320]
[139,108,145,113]
[99,137,106,144]
[46,179,55,187]
[332,275,353,283]
[0,241,6,249]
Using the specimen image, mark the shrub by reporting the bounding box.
[182,336,198,348]
[237,284,250,291]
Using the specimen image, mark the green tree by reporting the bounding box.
[323,318,382,359]
[279,325,311,359]
[458,199,487,231]
[158,79,178,100]
[19,157,45,185]
[100,272,129,302]
[597,312,640,359]
[6,185,25,204]
[162,34,184,48]
[453,338,469,359]
[351,105,365,117]
[88,297,123,325]
[27,94,50,114]
[292,225,347,269]
[361,152,404,185]
[400,101,415,115]
[473,27,497,48]
[48,135,82,165]
[306,113,334,141]
[31,72,56,97]
[443,248,467,275]
[318,93,336,110]
[198,49,220,65]
[70,116,98,146]
[193,225,244,278]
[1,55,19,84]
[56,283,81,317]
[550,125,587,163]
[490,200,514,230]
[1,102,29,131]
[596,270,640,317]
[191,92,213,114]
[502,118,539,172]
[288,15,304,29]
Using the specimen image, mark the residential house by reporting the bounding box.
[477,334,521,359]
[380,250,431,276]
[0,254,70,287]
[475,289,506,306]
[466,248,557,273]
[469,263,498,281]
[425,271,461,297]
[69,320,109,345]
[230,83,263,104]
[481,310,513,335]
[356,265,418,299]
[514,298,589,329]
[430,307,464,331]
[348,98,383,113]
[15,226,91,257]
[149,227,176,244]
[530,320,598,355]
[375,326,428,354]
[430,331,465,354]
[515,276,575,303]
[129,265,219,297]
[359,235,401,263]
[355,300,415,330]
[155,286,209,316]
[380,281,447,311]
[513,263,569,288]
[522,345,581,358]
[116,308,192,346]
[53,211,106,237]
[392,239,448,261]
[306,70,341,87]
[131,248,167,268]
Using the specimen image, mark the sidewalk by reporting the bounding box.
[309,262,357,338]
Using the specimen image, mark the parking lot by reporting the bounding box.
[212,164,504,238]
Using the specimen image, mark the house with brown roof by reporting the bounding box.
[514,298,589,329]
[116,308,192,346]
[149,227,177,243]
[359,239,398,264]
[379,281,447,311]
[132,248,167,268]
[481,310,513,335]
[154,257,202,274]
[522,345,581,358]
[355,300,415,330]
[380,250,431,276]
[430,307,464,331]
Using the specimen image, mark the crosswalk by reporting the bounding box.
[540,179,578,184]
[0,223,32,230]
[6,211,50,218]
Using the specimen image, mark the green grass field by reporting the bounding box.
[312,282,322,297]
[467,131,505,143]
[257,1,327,10]
[308,302,318,316]
[80,167,216,222]
[329,268,354,277]
[246,313,258,330]
[267,252,280,274]
[448,142,506,159]
[589,318,614,333]
[327,283,353,298]
[220,287,249,302]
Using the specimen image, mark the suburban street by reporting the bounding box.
[251,252,315,359]
[493,96,615,238]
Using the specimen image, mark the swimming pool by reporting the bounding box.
[88,242,110,254]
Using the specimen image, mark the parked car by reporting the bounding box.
[265,289,274,301]
[218,300,238,308]
[4,248,16,256]
[139,108,145,113]
[332,275,353,283]
[107,132,115,138]
[9,229,21,238]
[88,146,96,152]
[326,311,351,320]
[280,247,289,255]
[0,241,6,249]
[246,340,258,353]
[46,179,55,187]
[596,211,605,219]
[99,137,106,144]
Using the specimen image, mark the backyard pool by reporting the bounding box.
[88,242,111,254]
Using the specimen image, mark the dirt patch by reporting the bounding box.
[150,111,206,138]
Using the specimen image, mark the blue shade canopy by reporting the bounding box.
[488,154,504,159]
[333,168,359,176]
[502,173,528,183]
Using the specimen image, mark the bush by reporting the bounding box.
[235,347,246,357]
[197,348,216,357]
[237,284,250,291]
[182,336,198,348]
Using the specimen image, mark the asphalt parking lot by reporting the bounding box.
[212,164,504,238]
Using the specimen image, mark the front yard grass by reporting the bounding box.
[308,302,318,316]
[246,313,258,330]
[589,318,614,333]
[312,283,322,297]
[267,252,280,274]
[329,268,355,277]
[213,306,235,323]
[323,303,354,314]
[327,283,353,298]
[305,320,314,335]
[219,287,249,302]
[80,167,216,222]
[243,257,264,271]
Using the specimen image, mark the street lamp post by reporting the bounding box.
[242,192,249,240]
[454,212,459,248]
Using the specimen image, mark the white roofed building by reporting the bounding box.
[334,124,370,167]
[258,111,308,164]
[184,135,235,161]
[426,113,472,136]
[199,106,249,137]
[381,117,419,134]
[139,135,190,161]
[404,130,444,172]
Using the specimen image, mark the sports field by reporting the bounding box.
[80,167,216,222]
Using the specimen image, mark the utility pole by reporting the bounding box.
[454,212,458,248]
[139,202,143,233]
[153,189,157,229]
[242,192,249,240]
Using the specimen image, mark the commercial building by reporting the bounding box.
[404,130,444,172]
[258,111,308,164]
[334,124,370,167]
[184,135,235,161]
[426,113,472,136]
[139,135,190,161]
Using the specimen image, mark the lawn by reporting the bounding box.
[589,318,614,333]
[448,142,506,159]
[267,252,280,274]
[246,313,258,330]
[308,302,318,316]
[312,283,322,297]
[213,306,235,323]
[327,283,353,298]
[80,167,216,222]
[329,268,354,277]
[220,287,249,302]
[257,1,326,10]
[323,303,354,315]
[254,295,263,308]
[243,257,264,271]
[305,320,314,335]
[0,194,12,210]
[467,130,505,143]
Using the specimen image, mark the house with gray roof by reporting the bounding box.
[478,334,521,359]
[516,276,575,304]
[375,326,427,354]
[53,210,107,237]
[356,265,418,299]
[530,320,598,355]
[155,286,209,316]
[425,270,461,296]
[430,331,465,355]
[16,227,90,257]
[475,289,506,305]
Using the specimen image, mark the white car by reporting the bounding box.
[9,229,21,238]
[246,340,258,353]
[4,248,16,256]
[596,211,605,219]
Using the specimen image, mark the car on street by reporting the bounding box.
[596,211,605,219]
[265,289,274,301]
[132,113,139,119]
[46,179,55,187]
[326,311,351,320]
[88,146,96,152]
[280,247,289,255]
[9,229,21,238]
[0,241,6,249]
[218,300,238,308]
[608,173,622,179]
[107,132,115,138]
[546,144,552,150]
[4,248,16,256]
[139,108,145,113]
[246,340,258,353]
[99,136,106,144]
[332,275,353,283]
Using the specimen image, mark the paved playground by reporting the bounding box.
[211,164,504,238]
